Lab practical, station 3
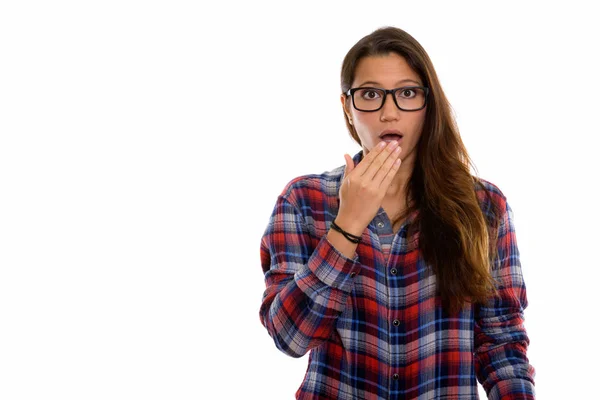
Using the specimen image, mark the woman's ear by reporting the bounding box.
[340,94,353,125]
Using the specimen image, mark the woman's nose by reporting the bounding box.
[380,93,400,121]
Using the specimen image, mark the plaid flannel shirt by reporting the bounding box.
[259,152,535,399]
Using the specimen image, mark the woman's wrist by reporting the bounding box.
[332,216,365,238]
[331,220,362,243]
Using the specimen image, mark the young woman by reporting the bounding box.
[259,26,535,399]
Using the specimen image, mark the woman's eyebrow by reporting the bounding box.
[357,79,421,87]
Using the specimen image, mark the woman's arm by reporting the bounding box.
[259,194,361,358]
[474,201,536,399]
[260,144,401,358]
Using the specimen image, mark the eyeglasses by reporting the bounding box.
[345,86,429,112]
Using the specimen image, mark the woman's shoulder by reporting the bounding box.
[472,176,509,214]
[474,176,505,197]
[280,151,362,197]
[278,164,345,203]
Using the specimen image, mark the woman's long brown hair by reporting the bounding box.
[341,27,502,314]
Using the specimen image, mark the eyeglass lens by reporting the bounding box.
[353,87,426,111]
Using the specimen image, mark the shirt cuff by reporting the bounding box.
[306,236,361,293]
[488,378,535,400]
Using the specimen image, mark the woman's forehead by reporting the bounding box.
[353,53,422,86]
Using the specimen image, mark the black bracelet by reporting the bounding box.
[330,220,361,244]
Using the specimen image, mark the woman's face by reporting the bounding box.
[341,53,427,167]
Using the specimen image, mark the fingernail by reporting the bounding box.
[378,142,386,149]
[394,146,401,153]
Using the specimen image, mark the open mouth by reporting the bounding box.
[380,133,403,142]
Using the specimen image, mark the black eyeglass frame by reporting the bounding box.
[345,86,430,112]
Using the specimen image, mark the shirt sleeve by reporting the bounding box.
[259,194,361,358]
[474,201,536,399]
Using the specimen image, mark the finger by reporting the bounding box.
[378,154,402,190]
[361,140,399,181]
[372,145,402,185]
[343,154,354,179]
[352,141,387,175]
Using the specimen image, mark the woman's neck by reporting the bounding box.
[385,159,413,201]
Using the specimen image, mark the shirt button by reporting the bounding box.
[390,268,397,275]
[392,373,399,380]
[377,222,385,228]
[350,271,357,278]
[392,319,400,326]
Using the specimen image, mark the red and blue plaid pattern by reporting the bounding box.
[259,152,535,399]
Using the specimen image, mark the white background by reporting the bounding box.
[1,1,598,399]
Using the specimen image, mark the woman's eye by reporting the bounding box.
[361,90,381,100]
[400,89,416,98]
